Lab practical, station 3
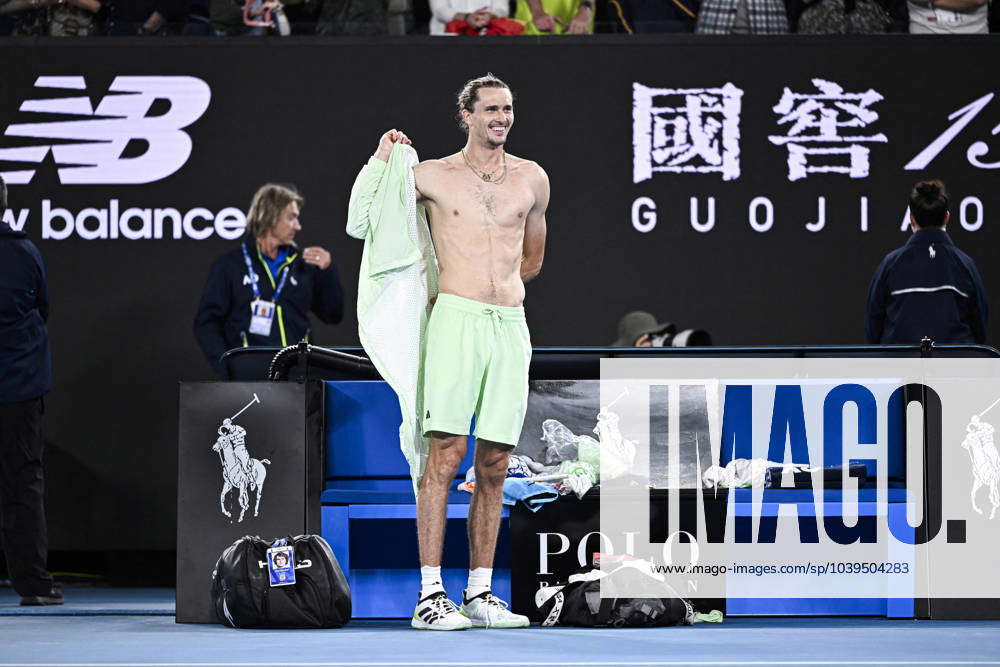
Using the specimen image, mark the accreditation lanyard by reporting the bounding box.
[242,241,291,337]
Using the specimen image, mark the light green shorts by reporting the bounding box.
[422,293,532,447]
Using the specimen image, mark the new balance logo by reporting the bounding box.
[0,75,211,185]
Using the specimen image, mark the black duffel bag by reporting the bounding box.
[537,565,694,628]
[211,534,351,629]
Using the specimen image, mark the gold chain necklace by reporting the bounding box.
[462,148,507,184]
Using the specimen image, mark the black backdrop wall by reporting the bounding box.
[2,36,997,550]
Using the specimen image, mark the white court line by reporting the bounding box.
[3,664,1000,667]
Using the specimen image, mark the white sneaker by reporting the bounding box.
[411,592,472,631]
[460,590,530,628]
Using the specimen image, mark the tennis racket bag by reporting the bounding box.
[211,534,351,628]
[537,565,694,628]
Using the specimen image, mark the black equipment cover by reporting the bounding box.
[211,534,351,628]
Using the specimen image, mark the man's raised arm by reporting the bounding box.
[346,129,414,239]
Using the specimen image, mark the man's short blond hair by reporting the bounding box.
[455,73,511,133]
[246,184,304,239]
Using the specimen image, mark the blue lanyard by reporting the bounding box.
[241,241,291,303]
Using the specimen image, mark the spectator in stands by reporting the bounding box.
[907,0,987,33]
[429,0,509,34]
[788,0,907,31]
[181,0,212,33]
[515,0,595,33]
[105,0,190,33]
[695,0,788,32]
[207,0,245,32]
[386,0,414,33]
[0,0,102,35]
[215,0,325,35]
[606,0,698,32]
[206,0,313,35]
[194,184,344,376]
[315,0,386,34]
[611,311,675,347]
[866,180,988,345]
[0,176,62,607]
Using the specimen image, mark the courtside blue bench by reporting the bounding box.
[724,490,914,617]
[718,417,915,617]
[320,380,510,618]
[322,380,914,618]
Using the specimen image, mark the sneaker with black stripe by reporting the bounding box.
[411,591,472,631]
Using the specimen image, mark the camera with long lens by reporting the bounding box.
[650,327,712,347]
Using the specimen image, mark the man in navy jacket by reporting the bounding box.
[0,176,62,606]
[866,180,988,345]
[194,184,344,376]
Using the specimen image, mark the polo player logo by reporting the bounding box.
[961,397,1000,520]
[211,393,271,523]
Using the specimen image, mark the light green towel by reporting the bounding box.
[347,143,439,497]
[694,610,724,624]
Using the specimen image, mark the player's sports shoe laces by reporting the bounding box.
[411,591,472,631]
[460,590,530,628]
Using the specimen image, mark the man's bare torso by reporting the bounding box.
[414,152,542,308]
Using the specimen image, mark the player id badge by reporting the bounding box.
[249,299,275,336]
[266,546,296,587]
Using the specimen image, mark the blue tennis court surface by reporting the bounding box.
[1,588,998,666]
[0,587,174,616]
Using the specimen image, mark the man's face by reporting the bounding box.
[271,201,301,246]
[465,87,514,147]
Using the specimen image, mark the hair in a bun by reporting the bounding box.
[915,181,941,198]
[909,179,948,228]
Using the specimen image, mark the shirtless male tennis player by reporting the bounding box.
[372,74,549,630]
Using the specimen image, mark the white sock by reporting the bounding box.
[466,567,492,600]
[419,565,444,599]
